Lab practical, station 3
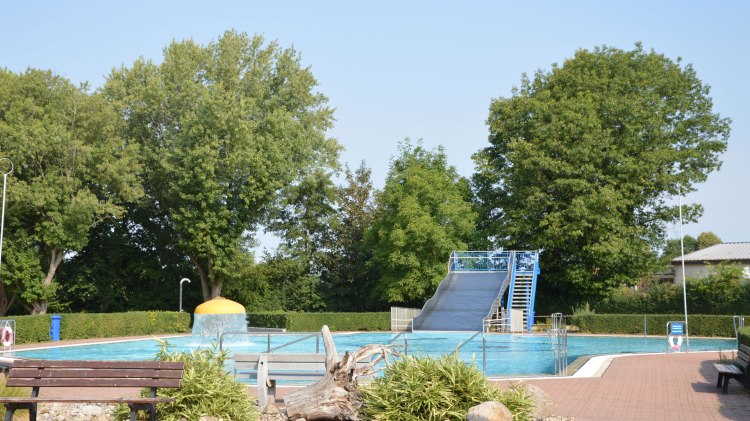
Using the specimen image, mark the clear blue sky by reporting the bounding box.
[2,1,748,245]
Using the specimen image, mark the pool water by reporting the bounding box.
[6,333,735,377]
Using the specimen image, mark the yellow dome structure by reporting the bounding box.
[194,297,246,315]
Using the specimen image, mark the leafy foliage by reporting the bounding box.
[473,44,730,308]
[696,231,722,250]
[0,68,142,314]
[115,343,258,421]
[367,141,477,307]
[595,264,749,315]
[571,313,739,337]
[361,353,533,420]
[246,311,390,331]
[103,30,339,301]
[0,312,189,344]
[322,162,378,311]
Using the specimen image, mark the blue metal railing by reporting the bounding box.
[449,250,511,272]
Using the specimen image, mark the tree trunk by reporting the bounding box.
[31,247,64,315]
[283,325,396,420]
[190,255,223,301]
[0,282,13,316]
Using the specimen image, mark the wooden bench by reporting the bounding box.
[0,360,185,421]
[233,353,371,409]
[714,344,750,394]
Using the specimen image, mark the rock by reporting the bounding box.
[264,403,281,414]
[525,384,557,420]
[199,417,221,421]
[466,401,513,421]
[80,405,104,416]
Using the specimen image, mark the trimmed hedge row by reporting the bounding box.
[247,312,390,332]
[739,327,750,348]
[571,313,738,337]
[0,311,191,344]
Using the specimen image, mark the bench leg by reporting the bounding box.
[4,404,13,421]
[722,376,731,394]
[128,403,156,421]
[717,373,724,388]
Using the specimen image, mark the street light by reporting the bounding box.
[0,158,14,279]
[179,278,191,312]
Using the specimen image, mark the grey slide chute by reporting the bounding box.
[411,271,509,331]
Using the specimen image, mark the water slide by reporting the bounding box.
[411,271,510,331]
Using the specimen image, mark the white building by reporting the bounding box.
[672,242,750,281]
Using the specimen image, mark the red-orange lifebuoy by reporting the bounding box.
[1,325,13,347]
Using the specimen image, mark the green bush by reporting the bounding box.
[571,313,737,337]
[739,326,750,348]
[115,342,258,421]
[360,353,533,420]
[0,311,190,344]
[247,312,390,331]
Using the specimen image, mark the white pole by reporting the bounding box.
[179,278,191,312]
[678,194,689,351]
[0,158,14,279]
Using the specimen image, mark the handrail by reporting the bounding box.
[456,331,487,374]
[218,331,322,353]
[388,331,409,355]
[270,332,322,353]
[483,253,514,329]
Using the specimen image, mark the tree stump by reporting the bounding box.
[283,325,396,420]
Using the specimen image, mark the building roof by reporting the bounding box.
[672,242,750,263]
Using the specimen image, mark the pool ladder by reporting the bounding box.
[547,313,568,376]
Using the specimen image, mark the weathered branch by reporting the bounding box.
[283,325,398,420]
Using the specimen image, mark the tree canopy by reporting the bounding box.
[103,30,340,300]
[0,68,142,314]
[473,44,730,308]
[368,142,477,307]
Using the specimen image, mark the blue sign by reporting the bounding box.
[670,322,684,335]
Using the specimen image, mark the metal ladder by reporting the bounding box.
[506,251,539,333]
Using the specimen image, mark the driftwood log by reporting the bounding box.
[283,325,396,420]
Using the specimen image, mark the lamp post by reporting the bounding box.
[179,278,191,312]
[678,194,690,351]
[0,158,14,279]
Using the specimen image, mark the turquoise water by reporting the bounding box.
[6,333,735,377]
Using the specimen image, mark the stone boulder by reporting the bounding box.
[525,384,557,420]
[466,401,513,421]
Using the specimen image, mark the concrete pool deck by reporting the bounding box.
[3,336,749,420]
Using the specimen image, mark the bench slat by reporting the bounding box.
[9,367,184,379]
[10,360,184,370]
[714,363,742,374]
[740,344,750,355]
[7,378,181,388]
[0,397,175,404]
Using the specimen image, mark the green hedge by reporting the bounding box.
[0,311,190,344]
[247,312,390,331]
[571,313,737,337]
[739,326,750,348]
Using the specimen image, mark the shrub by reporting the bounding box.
[247,312,390,331]
[571,314,737,337]
[739,326,750,348]
[360,353,533,420]
[0,311,190,344]
[115,341,258,421]
[0,375,30,420]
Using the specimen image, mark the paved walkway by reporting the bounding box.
[496,352,750,421]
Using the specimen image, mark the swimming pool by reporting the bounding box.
[6,332,735,377]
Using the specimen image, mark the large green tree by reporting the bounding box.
[367,142,477,308]
[321,162,378,310]
[103,30,340,301]
[0,68,142,314]
[473,44,730,308]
